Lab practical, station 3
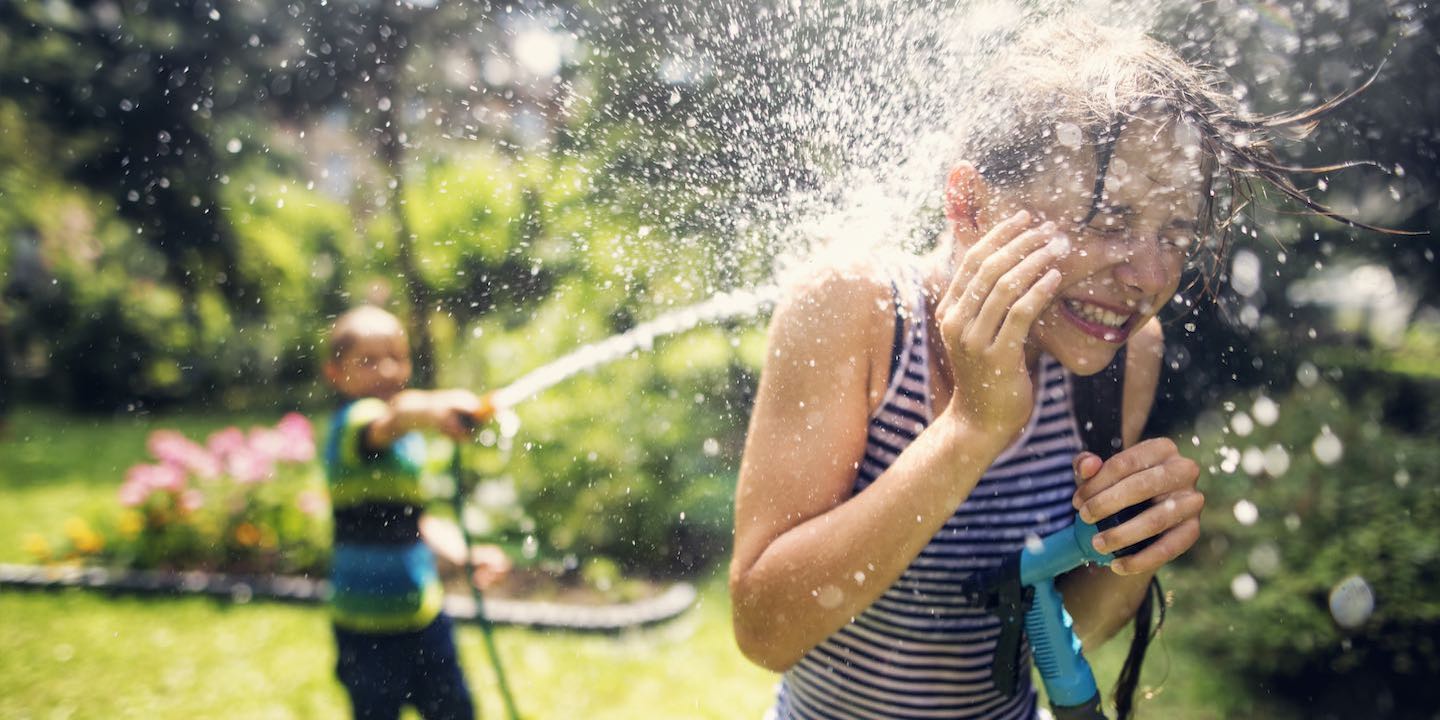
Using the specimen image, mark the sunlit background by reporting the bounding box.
[2,0,1438,718]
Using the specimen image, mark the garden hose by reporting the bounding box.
[449,425,522,720]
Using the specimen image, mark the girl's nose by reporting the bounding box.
[1114,241,1172,297]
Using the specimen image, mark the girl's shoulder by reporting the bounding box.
[778,250,930,316]
[766,252,930,402]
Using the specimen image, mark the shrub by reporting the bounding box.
[1172,379,1440,713]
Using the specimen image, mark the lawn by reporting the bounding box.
[0,406,1277,719]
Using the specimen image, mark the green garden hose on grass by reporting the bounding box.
[450,440,522,720]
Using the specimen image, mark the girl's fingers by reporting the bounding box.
[949,223,1058,333]
[965,232,1065,346]
[1110,517,1201,576]
[943,211,1035,311]
[1090,489,1205,555]
[1078,463,1168,524]
[1073,438,1186,508]
[988,257,1065,351]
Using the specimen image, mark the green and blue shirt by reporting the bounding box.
[325,398,444,633]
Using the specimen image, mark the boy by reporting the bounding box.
[323,305,511,720]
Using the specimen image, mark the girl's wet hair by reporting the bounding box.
[960,21,1406,295]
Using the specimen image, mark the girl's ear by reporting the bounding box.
[944,163,991,232]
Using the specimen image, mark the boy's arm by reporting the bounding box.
[419,514,512,588]
[418,514,469,568]
[364,389,485,450]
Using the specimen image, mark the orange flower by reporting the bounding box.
[23,533,50,561]
[234,522,262,547]
[118,511,144,538]
[63,518,105,555]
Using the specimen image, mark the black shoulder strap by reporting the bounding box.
[886,280,905,387]
[1069,344,1165,720]
[1069,346,1127,461]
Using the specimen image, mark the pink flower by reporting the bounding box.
[226,449,275,484]
[179,489,205,513]
[297,489,327,517]
[147,429,220,479]
[275,413,317,463]
[277,413,314,443]
[207,427,247,460]
[126,463,186,493]
[247,427,286,462]
[118,479,151,507]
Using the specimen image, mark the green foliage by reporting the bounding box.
[1173,379,1440,710]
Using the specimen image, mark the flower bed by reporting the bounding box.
[25,414,330,576]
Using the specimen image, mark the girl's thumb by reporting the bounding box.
[1073,452,1102,484]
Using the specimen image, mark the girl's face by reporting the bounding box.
[981,121,1204,375]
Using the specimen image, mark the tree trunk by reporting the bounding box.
[374,13,436,388]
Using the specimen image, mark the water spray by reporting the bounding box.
[447,284,782,720]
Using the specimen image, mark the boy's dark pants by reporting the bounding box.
[334,613,476,720]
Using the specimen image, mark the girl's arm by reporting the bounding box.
[1060,319,1204,648]
[729,268,1009,671]
[731,212,1067,671]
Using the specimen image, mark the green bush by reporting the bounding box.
[1173,378,1440,713]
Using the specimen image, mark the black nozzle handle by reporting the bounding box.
[1095,501,1155,558]
[1052,693,1108,720]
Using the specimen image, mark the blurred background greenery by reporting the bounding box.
[2,0,1439,717]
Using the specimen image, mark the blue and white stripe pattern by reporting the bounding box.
[774,278,1082,720]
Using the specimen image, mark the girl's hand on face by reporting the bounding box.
[937,210,1069,440]
[1071,439,1204,575]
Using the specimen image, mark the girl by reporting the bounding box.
[730,21,1373,720]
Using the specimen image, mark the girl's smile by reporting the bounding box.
[1058,297,1138,344]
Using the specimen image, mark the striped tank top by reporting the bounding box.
[774,272,1083,720]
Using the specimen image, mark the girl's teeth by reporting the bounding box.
[1066,300,1130,329]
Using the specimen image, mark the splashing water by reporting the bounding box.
[486,285,782,411]
[482,0,1160,412]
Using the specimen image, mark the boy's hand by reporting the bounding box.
[391,389,485,440]
[1071,438,1204,576]
[469,544,512,590]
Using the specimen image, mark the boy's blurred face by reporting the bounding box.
[327,331,412,400]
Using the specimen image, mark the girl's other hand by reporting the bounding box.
[937,210,1069,439]
[1071,439,1204,575]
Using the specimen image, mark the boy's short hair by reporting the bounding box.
[328,306,407,361]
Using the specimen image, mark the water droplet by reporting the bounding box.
[1252,396,1279,426]
[1263,444,1290,477]
[1231,412,1254,437]
[816,585,844,609]
[1312,427,1343,465]
[1055,122,1083,149]
[1233,499,1259,526]
[1248,543,1281,577]
[1297,362,1319,388]
[1241,447,1265,476]
[1394,469,1411,489]
[1231,573,1258,601]
[226,138,242,154]
[1328,575,1374,629]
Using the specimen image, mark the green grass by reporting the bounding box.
[0,406,1278,718]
